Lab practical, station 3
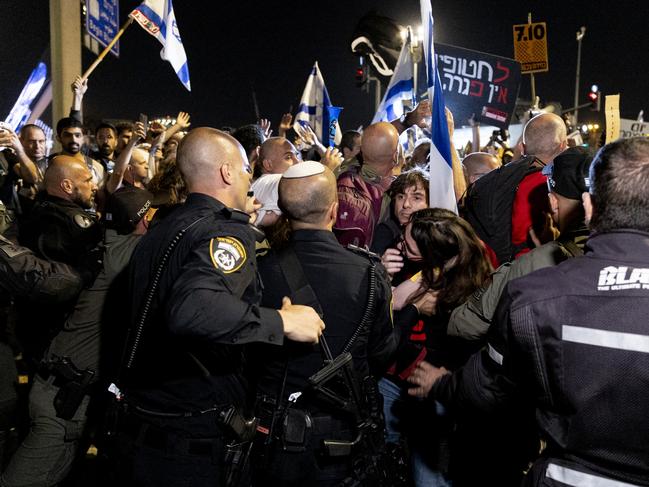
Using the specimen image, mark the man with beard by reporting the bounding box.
[15,156,103,374]
[54,118,105,190]
[92,122,118,173]
[19,156,102,277]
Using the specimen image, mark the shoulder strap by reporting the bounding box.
[120,214,211,373]
[277,248,324,317]
[277,246,377,357]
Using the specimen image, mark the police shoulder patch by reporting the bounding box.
[210,236,247,273]
[73,213,93,229]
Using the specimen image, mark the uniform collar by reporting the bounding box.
[42,193,85,211]
[291,229,338,244]
[185,192,249,223]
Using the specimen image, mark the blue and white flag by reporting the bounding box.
[420,0,457,212]
[372,43,414,124]
[294,62,342,147]
[130,0,191,91]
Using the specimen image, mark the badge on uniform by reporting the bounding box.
[73,213,93,229]
[210,236,247,273]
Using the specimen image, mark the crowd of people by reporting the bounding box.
[0,74,647,487]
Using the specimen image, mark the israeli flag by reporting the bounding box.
[372,43,414,123]
[130,0,191,91]
[294,62,342,147]
[420,0,457,213]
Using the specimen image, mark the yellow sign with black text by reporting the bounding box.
[513,22,549,74]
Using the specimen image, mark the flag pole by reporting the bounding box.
[81,17,134,81]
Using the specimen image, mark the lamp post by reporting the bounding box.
[573,26,586,125]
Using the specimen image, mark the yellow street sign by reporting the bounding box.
[513,22,549,73]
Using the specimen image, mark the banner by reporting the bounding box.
[604,94,620,144]
[619,119,649,139]
[435,43,521,129]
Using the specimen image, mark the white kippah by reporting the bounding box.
[281,161,325,179]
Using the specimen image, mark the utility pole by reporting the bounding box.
[573,26,586,125]
[49,0,82,139]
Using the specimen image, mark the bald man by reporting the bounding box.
[335,121,400,247]
[252,161,395,485]
[19,155,100,267]
[13,156,101,389]
[462,152,500,186]
[520,112,568,164]
[464,113,569,263]
[113,128,325,487]
[254,136,300,178]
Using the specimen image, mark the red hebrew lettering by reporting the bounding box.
[469,80,484,97]
[493,61,510,83]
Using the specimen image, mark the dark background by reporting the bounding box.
[1,0,647,131]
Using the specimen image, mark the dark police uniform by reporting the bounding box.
[18,194,102,277]
[433,230,649,486]
[251,229,395,486]
[113,193,284,487]
[13,194,101,367]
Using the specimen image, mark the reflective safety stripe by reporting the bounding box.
[546,463,640,487]
[562,325,649,354]
[487,344,503,365]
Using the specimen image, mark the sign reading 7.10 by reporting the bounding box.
[512,22,548,74]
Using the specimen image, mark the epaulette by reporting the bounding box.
[345,244,381,263]
[230,208,251,224]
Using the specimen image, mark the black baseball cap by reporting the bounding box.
[104,186,153,234]
[547,147,592,200]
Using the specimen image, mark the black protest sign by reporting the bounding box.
[436,44,522,129]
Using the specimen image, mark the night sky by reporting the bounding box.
[1,1,647,132]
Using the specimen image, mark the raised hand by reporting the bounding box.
[132,121,147,144]
[278,113,293,137]
[175,111,191,130]
[259,118,273,139]
[320,146,344,172]
[71,76,88,97]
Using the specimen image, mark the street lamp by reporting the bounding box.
[573,26,586,125]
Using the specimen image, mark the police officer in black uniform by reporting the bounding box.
[18,155,101,281]
[408,137,649,486]
[251,161,395,486]
[111,128,325,487]
[14,156,101,368]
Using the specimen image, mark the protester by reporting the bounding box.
[372,169,429,258]
[381,208,492,486]
[334,122,399,247]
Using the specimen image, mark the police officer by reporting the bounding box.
[13,156,101,368]
[112,128,324,487]
[251,161,395,486]
[1,188,154,487]
[408,137,649,486]
[18,155,101,279]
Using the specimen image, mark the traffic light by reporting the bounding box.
[587,84,601,111]
[355,59,368,87]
